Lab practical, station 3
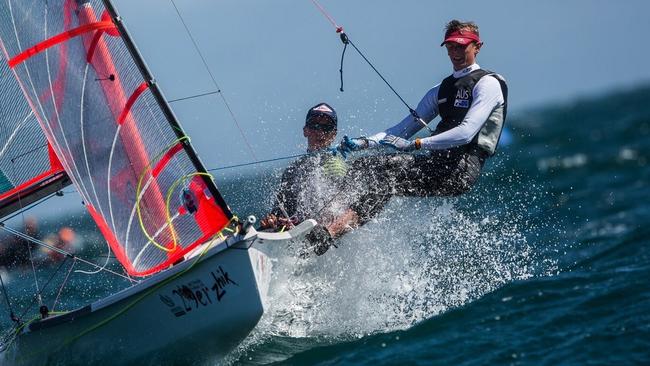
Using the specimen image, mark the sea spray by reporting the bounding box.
[228,192,549,364]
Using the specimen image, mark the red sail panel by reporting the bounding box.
[0,0,232,277]
[8,21,115,68]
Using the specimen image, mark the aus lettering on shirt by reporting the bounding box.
[455,89,470,99]
[454,88,471,108]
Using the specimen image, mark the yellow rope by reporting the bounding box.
[135,137,189,252]
[3,311,69,354]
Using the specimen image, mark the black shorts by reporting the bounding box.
[393,146,486,196]
[349,146,487,223]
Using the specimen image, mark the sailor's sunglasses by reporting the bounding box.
[305,119,336,132]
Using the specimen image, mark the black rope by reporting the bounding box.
[167,90,221,104]
[9,144,48,164]
[337,32,422,121]
[339,32,349,92]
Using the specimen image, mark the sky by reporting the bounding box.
[4,0,650,222]
[110,0,650,173]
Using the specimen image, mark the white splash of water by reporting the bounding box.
[227,196,539,363]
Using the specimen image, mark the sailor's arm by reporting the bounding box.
[261,166,300,229]
[262,194,291,230]
[365,85,440,146]
[418,76,504,150]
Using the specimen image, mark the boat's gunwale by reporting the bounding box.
[28,305,91,332]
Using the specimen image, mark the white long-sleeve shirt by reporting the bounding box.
[368,64,504,151]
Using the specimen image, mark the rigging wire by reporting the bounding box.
[16,257,69,323]
[169,0,258,161]
[0,224,133,282]
[308,0,435,134]
[207,152,311,172]
[52,258,77,312]
[8,161,43,308]
[73,249,111,275]
[167,90,221,104]
[26,231,42,307]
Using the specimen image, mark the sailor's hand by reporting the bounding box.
[336,135,369,158]
[260,214,298,231]
[327,146,341,156]
[259,214,279,230]
[277,216,298,229]
[379,135,417,152]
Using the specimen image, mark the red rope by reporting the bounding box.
[309,0,344,33]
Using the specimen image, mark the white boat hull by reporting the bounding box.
[4,240,268,365]
[1,220,314,365]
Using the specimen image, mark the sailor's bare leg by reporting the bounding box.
[326,209,360,238]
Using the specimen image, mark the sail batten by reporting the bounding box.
[1,0,233,276]
[8,21,115,69]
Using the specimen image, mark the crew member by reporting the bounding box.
[260,103,359,256]
[339,19,508,198]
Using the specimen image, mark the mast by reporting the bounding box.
[100,0,232,219]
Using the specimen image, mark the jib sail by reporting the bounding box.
[0,0,233,276]
[0,49,70,219]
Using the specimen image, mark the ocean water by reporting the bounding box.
[1,85,649,365]
[221,85,650,365]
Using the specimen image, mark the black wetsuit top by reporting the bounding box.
[270,151,348,223]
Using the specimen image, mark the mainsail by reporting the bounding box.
[0,0,233,276]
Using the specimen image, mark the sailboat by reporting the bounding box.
[0,0,315,364]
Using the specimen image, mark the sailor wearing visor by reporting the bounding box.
[339,19,508,198]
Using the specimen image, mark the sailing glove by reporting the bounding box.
[336,135,369,158]
[379,134,417,152]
